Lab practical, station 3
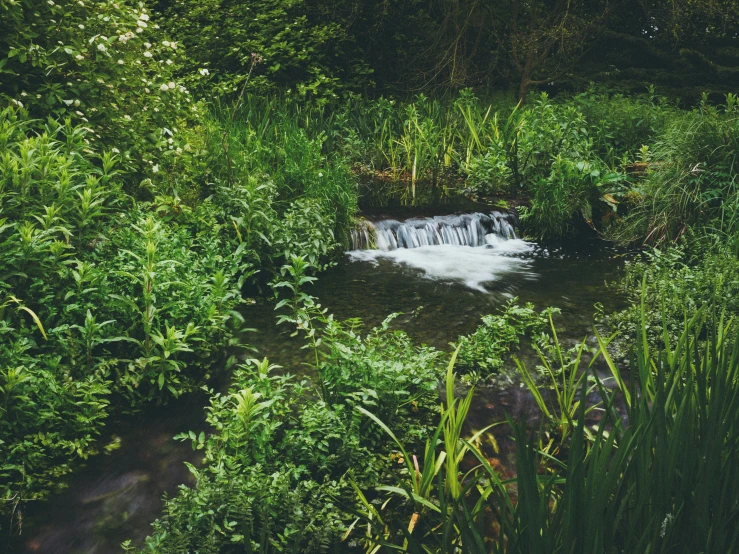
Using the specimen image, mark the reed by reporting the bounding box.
[353,292,739,553]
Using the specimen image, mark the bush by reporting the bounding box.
[453,299,558,381]
[156,0,372,99]
[0,109,255,523]
[608,235,739,355]
[611,97,739,244]
[140,314,443,552]
[0,0,200,186]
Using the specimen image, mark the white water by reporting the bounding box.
[348,239,534,292]
[351,212,517,251]
[348,211,533,291]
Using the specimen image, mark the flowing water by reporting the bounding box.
[17,208,629,553]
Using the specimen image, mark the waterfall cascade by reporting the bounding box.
[350,212,517,251]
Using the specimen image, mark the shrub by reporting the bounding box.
[611,96,739,244]
[0,0,200,184]
[156,0,371,99]
[0,108,248,521]
[140,313,443,552]
[453,299,558,381]
[608,235,739,355]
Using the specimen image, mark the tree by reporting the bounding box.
[491,0,609,102]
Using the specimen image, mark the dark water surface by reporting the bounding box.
[248,239,627,366]
[18,235,628,553]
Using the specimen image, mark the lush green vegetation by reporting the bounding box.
[354,303,739,553]
[2,0,739,552]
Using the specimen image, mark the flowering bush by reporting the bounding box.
[157,0,372,99]
[0,0,200,186]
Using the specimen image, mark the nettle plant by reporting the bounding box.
[0,106,249,522]
[0,0,200,183]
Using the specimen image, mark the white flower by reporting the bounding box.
[139,13,149,21]
[170,42,178,50]
[47,0,54,5]
[144,42,151,49]
[73,99,80,107]
[97,43,106,52]
[11,99,24,108]
[20,92,27,97]
[166,59,172,65]
[124,114,131,120]
[78,24,85,29]
[660,514,674,538]
[167,138,173,144]
[159,83,169,91]
[152,164,159,173]
[144,87,150,93]
[112,147,120,153]
[176,147,183,154]
[119,35,128,43]
[199,68,209,76]
[143,51,152,58]
[137,21,147,28]
[117,59,124,65]
[168,81,175,89]
[136,28,143,34]
[75,110,84,116]
[75,54,84,60]
[162,40,170,47]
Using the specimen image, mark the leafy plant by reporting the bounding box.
[453,299,558,381]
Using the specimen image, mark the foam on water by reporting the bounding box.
[347,239,534,292]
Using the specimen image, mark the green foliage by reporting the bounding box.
[611,96,739,244]
[352,348,496,551]
[0,0,200,182]
[0,111,117,522]
[569,86,675,164]
[353,301,739,554]
[515,316,601,450]
[453,299,558,380]
[609,235,739,354]
[157,0,372,99]
[149,361,348,553]
[142,310,443,552]
[203,98,358,253]
[0,108,254,520]
[0,306,110,528]
[0,97,358,525]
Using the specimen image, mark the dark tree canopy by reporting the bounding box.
[150,0,738,101]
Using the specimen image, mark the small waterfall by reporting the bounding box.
[351,212,517,251]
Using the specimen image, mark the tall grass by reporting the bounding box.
[354,295,739,553]
[205,90,723,241]
[204,96,358,249]
[611,96,739,244]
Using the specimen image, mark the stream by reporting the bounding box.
[18,208,628,554]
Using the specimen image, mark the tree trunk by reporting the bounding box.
[518,78,530,104]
